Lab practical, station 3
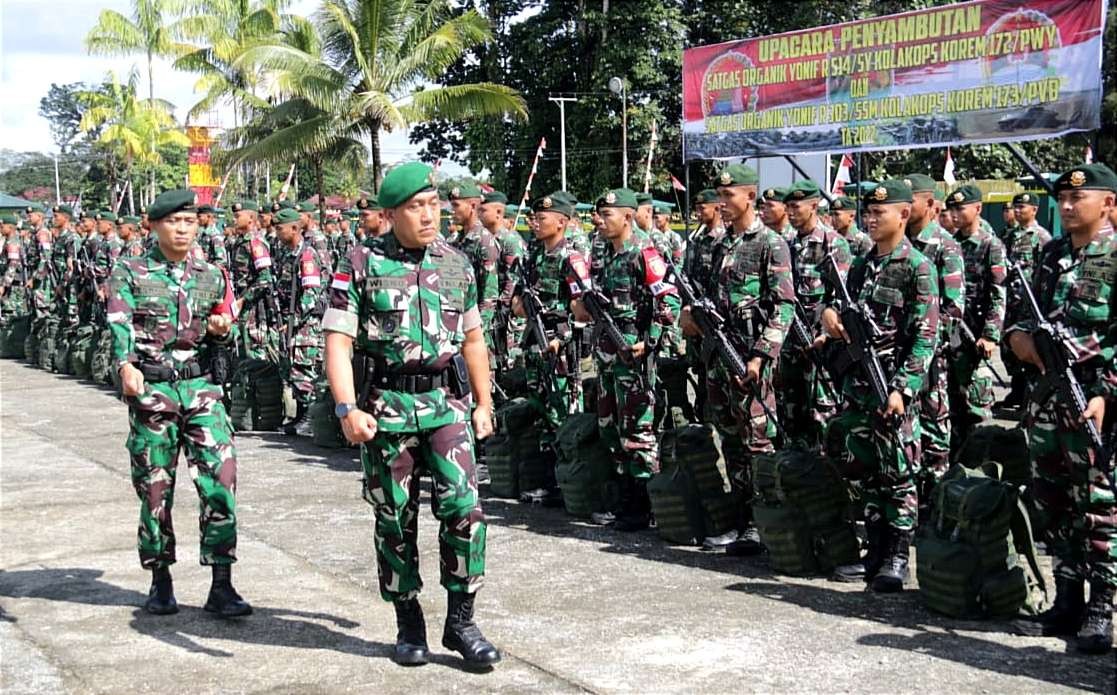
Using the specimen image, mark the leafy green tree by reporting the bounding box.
[84,0,194,101]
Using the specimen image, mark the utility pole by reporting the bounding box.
[53,153,61,204]
[608,77,628,187]
[548,96,578,191]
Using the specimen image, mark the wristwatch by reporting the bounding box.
[334,402,358,419]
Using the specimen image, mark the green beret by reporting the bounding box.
[379,161,437,209]
[553,190,579,206]
[653,202,673,214]
[356,194,382,211]
[1054,164,1117,194]
[344,209,360,220]
[272,200,296,212]
[0,212,18,225]
[95,211,118,223]
[817,198,830,211]
[482,191,508,205]
[297,200,317,213]
[532,191,576,218]
[24,202,45,214]
[447,180,482,200]
[1012,192,1039,206]
[695,189,719,204]
[830,195,855,211]
[504,204,518,219]
[230,200,260,213]
[715,164,759,188]
[903,173,937,193]
[761,186,788,202]
[274,208,301,224]
[197,205,216,215]
[79,210,96,220]
[120,215,142,225]
[148,189,199,221]
[863,180,914,205]
[51,204,74,217]
[635,192,654,207]
[946,184,982,207]
[933,189,945,202]
[783,180,821,202]
[597,188,638,210]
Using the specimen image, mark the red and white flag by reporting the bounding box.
[1085,146,1094,164]
[943,147,957,186]
[831,153,854,195]
[671,174,686,191]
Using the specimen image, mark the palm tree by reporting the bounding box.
[79,70,191,212]
[84,0,194,101]
[237,0,527,190]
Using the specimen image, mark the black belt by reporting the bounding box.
[371,368,454,394]
[137,361,207,383]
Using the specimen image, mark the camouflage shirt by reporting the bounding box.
[955,224,1008,341]
[520,236,586,341]
[650,227,684,266]
[107,246,232,370]
[453,222,500,322]
[789,220,852,322]
[274,240,328,339]
[198,224,229,268]
[228,229,275,305]
[837,223,874,257]
[593,233,679,350]
[909,219,966,341]
[831,236,940,405]
[93,232,124,291]
[1000,221,1052,284]
[495,226,525,305]
[684,223,726,297]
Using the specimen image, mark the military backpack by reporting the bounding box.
[649,420,738,545]
[554,412,617,518]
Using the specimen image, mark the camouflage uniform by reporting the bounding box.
[826,236,940,532]
[453,222,500,353]
[305,226,333,272]
[948,224,1007,450]
[198,224,229,268]
[228,229,277,360]
[683,221,727,419]
[780,220,850,448]
[908,219,966,494]
[1013,227,1117,589]
[649,225,688,420]
[329,229,358,272]
[323,235,486,601]
[274,241,327,409]
[495,225,526,372]
[108,246,239,569]
[2,229,30,318]
[1000,218,1052,400]
[838,223,874,257]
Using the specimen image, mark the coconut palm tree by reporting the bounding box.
[236,0,527,189]
[84,0,194,101]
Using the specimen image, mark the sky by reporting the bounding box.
[0,0,469,174]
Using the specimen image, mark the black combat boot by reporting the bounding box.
[204,564,253,618]
[857,513,889,584]
[832,517,877,583]
[725,524,764,557]
[144,566,178,615]
[1075,583,1114,654]
[283,402,309,436]
[1014,576,1085,637]
[442,592,501,669]
[615,478,651,532]
[870,527,911,593]
[392,599,429,665]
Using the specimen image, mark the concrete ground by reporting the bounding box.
[0,358,1113,694]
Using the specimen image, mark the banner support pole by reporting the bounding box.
[1004,143,1057,197]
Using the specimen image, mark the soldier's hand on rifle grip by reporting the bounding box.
[473,403,494,440]
[119,363,145,397]
[570,299,591,324]
[511,295,525,318]
[206,314,232,337]
[1082,396,1106,434]
[342,409,378,443]
[680,306,702,337]
[882,391,905,418]
[976,337,997,359]
[821,308,849,341]
[1007,331,1045,373]
[810,334,827,351]
[548,339,562,355]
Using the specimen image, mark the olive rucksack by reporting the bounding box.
[310,389,347,449]
[955,425,1031,487]
[484,398,541,498]
[67,325,96,379]
[752,448,860,576]
[228,358,285,432]
[648,421,738,546]
[915,463,1047,619]
[90,327,116,385]
[0,315,30,358]
[554,413,617,518]
[23,322,41,365]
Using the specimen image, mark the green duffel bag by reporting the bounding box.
[915,463,1046,619]
[485,398,540,498]
[68,325,96,379]
[648,463,706,545]
[23,321,41,365]
[554,413,616,518]
[754,502,818,575]
[0,315,31,358]
[310,390,347,449]
[955,424,1031,487]
[229,359,285,432]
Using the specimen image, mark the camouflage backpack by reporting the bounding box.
[955,424,1031,487]
[649,419,738,546]
[0,315,30,358]
[484,398,540,498]
[916,463,1046,619]
[90,327,116,385]
[228,358,285,432]
[309,388,347,449]
[554,412,617,518]
[23,322,41,366]
[752,448,860,576]
[67,324,96,379]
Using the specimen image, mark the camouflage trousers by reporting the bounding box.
[361,422,487,602]
[1027,401,1117,588]
[916,350,952,494]
[827,406,920,532]
[947,347,994,453]
[125,377,238,569]
[525,350,572,448]
[239,305,279,362]
[705,360,778,527]
[285,343,322,406]
[597,352,658,479]
[775,348,837,450]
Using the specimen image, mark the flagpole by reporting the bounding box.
[643,120,658,194]
[511,137,547,232]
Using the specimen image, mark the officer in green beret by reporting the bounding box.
[323,161,500,668]
[681,188,726,418]
[227,200,278,361]
[996,190,1052,410]
[108,189,251,618]
[479,191,524,379]
[119,216,146,257]
[758,186,794,247]
[946,183,1007,451]
[1008,163,1117,653]
[296,200,333,270]
[196,204,229,269]
[357,195,387,247]
[824,180,940,591]
[0,212,30,324]
[682,164,794,554]
[830,195,872,256]
[448,181,501,365]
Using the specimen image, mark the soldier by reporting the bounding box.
[830,195,873,256]
[1001,203,1016,229]
[683,189,726,418]
[271,208,328,435]
[901,173,965,514]
[682,164,794,554]
[448,182,501,358]
[571,188,678,531]
[298,201,333,269]
[512,192,587,503]
[1008,164,1117,653]
[0,213,29,320]
[946,184,1007,451]
[357,195,388,246]
[823,180,939,592]
[779,180,851,449]
[759,186,794,245]
[196,204,229,268]
[937,202,955,234]
[119,216,146,257]
[996,191,1052,411]
[323,162,499,668]
[31,205,68,332]
[651,203,684,264]
[91,213,124,319]
[227,200,277,361]
[108,189,251,618]
[328,209,358,270]
[480,191,524,377]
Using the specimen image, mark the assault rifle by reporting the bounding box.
[564,259,636,366]
[1011,260,1114,490]
[823,253,892,412]
[514,259,560,395]
[951,318,1009,387]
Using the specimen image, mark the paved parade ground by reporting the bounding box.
[0,359,1113,694]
